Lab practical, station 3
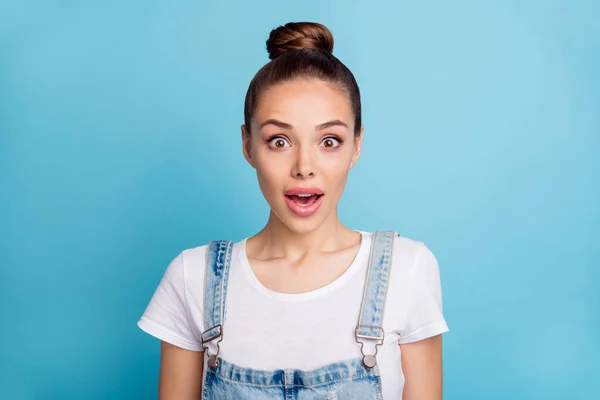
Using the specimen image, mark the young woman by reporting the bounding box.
[138,22,449,400]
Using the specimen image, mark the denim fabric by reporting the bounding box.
[203,357,383,400]
[201,231,396,400]
[201,240,233,344]
[357,231,395,339]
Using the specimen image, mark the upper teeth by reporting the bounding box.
[297,194,313,197]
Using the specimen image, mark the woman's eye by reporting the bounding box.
[268,137,290,149]
[321,137,341,148]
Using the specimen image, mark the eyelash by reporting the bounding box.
[322,136,343,147]
[265,135,344,148]
[265,135,287,144]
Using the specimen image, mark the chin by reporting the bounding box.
[283,218,323,235]
[272,207,330,235]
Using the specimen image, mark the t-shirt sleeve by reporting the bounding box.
[137,252,204,351]
[398,242,449,344]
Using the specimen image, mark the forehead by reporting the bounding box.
[254,78,353,129]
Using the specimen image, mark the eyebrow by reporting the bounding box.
[317,120,348,130]
[259,119,349,131]
[259,119,293,130]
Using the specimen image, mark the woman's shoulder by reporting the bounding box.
[175,238,245,278]
[384,233,446,329]
[386,232,440,277]
[179,242,210,265]
[392,233,424,251]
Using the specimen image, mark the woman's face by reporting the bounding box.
[243,78,362,234]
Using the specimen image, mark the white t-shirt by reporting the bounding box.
[138,232,449,399]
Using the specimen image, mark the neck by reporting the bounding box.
[250,209,357,261]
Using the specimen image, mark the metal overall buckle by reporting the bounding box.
[355,325,384,369]
[201,324,223,369]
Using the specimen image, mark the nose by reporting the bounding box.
[291,145,315,179]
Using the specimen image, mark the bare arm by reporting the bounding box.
[158,341,204,400]
[400,334,443,400]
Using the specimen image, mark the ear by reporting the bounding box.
[349,124,364,169]
[241,125,255,168]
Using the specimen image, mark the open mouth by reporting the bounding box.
[285,193,324,207]
[284,187,325,216]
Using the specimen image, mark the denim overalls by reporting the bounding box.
[200,231,396,399]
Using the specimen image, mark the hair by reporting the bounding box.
[243,22,362,137]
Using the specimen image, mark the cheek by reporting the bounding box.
[331,171,350,194]
[320,151,353,181]
[254,156,285,195]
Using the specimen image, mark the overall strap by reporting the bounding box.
[355,230,396,369]
[201,239,234,368]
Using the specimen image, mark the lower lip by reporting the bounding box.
[284,195,324,217]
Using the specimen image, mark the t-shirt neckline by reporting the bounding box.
[237,231,372,302]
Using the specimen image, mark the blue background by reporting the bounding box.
[1,0,598,399]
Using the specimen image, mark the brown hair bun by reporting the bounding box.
[266,22,334,60]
